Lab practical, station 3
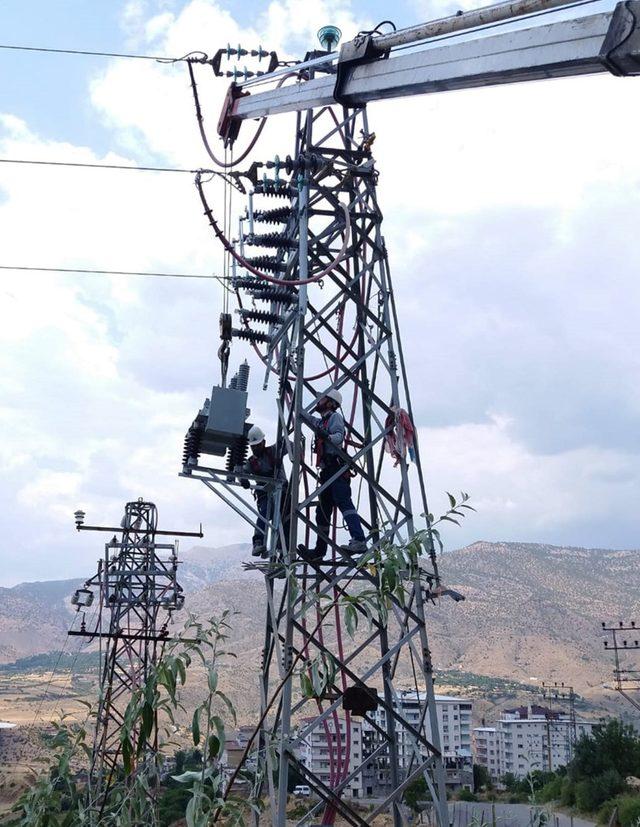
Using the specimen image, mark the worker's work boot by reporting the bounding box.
[297,544,324,563]
[341,539,367,554]
[252,541,266,557]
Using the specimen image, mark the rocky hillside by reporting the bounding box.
[1,541,637,720]
[0,578,81,662]
[433,541,640,696]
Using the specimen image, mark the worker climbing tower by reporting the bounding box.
[69,500,201,813]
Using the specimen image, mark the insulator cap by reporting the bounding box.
[233,276,269,290]
[226,435,249,472]
[244,255,287,273]
[253,207,293,225]
[253,288,298,304]
[182,424,203,465]
[237,308,284,325]
[254,182,296,198]
[231,327,272,344]
[246,232,297,250]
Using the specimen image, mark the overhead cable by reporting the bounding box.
[0,157,214,174]
[0,264,227,282]
[0,42,198,62]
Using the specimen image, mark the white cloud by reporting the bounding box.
[1,0,639,586]
[419,417,640,551]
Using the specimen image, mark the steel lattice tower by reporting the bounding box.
[70,499,197,805]
[184,87,451,826]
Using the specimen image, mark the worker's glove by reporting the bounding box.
[240,478,251,490]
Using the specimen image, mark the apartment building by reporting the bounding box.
[473,704,596,781]
[298,692,474,799]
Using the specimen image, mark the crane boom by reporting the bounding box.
[229,1,639,124]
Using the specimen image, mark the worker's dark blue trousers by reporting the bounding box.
[315,462,365,555]
[253,492,269,547]
[254,486,290,550]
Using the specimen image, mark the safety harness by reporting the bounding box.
[314,410,354,479]
[314,411,334,468]
[248,445,278,475]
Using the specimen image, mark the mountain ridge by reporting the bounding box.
[0,541,634,721]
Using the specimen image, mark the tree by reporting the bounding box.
[574,769,624,813]
[473,764,492,791]
[501,772,520,793]
[570,719,640,782]
[404,776,431,814]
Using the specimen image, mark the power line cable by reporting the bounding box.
[0,157,214,174]
[0,264,228,281]
[0,43,197,62]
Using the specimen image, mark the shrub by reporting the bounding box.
[575,769,624,812]
[598,795,640,827]
[458,789,477,802]
[539,776,563,803]
[560,777,576,807]
[598,798,618,825]
[618,795,640,827]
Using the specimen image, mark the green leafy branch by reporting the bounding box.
[424,490,476,554]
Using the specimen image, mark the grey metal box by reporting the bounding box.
[205,386,247,439]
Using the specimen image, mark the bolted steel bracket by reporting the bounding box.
[333,35,389,106]
[601,0,640,75]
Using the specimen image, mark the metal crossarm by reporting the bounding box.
[230,4,639,123]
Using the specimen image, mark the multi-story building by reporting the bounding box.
[387,692,473,791]
[472,726,503,780]
[298,715,373,799]
[473,705,596,782]
[298,693,474,799]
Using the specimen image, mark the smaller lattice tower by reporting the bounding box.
[70,499,201,804]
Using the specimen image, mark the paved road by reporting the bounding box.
[447,802,594,827]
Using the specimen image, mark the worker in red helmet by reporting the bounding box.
[238,425,289,557]
[300,388,367,561]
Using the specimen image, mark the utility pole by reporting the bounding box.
[70,499,202,813]
[602,621,640,713]
[541,681,577,761]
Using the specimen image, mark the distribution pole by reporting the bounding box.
[541,681,578,761]
[602,621,640,713]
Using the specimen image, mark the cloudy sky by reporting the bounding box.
[0,0,639,586]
